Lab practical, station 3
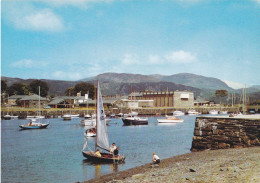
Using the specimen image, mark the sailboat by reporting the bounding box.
[82,81,125,163]
[122,88,148,125]
[19,86,49,129]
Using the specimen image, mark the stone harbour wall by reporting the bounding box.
[191,116,260,151]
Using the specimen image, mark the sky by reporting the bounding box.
[1,0,260,89]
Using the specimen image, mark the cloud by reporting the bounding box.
[122,54,139,65]
[252,0,260,4]
[3,2,65,32]
[164,50,197,63]
[10,59,48,68]
[52,71,83,80]
[148,55,161,64]
[147,50,197,65]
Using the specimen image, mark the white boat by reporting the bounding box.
[188,110,200,115]
[81,118,96,126]
[173,110,185,116]
[157,115,184,123]
[123,111,138,118]
[4,114,11,120]
[84,128,96,137]
[219,111,228,114]
[209,110,218,115]
[81,117,110,126]
[84,114,91,119]
[63,114,72,120]
[82,81,126,163]
[19,86,49,129]
[71,114,80,118]
[26,115,45,119]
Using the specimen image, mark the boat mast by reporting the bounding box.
[130,87,133,114]
[39,86,41,117]
[95,81,98,151]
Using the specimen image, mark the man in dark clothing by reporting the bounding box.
[113,147,119,157]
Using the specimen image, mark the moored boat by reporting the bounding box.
[209,110,218,115]
[122,116,148,125]
[157,115,184,123]
[19,118,49,129]
[19,86,49,129]
[63,114,72,120]
[4,114,11,120]
[84,128,96,137]
[219,111,228,114]
[188,110,200,115]
[173,110,185,116]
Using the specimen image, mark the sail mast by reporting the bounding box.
[95,81,98,151]
[39,86,40,117]
[131,87,133,113]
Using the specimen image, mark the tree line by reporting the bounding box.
[1,80,95,98]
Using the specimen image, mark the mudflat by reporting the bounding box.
[83,147,260,183]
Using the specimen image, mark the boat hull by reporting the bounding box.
[82,151,125,163]
[19,123,49,129]
[122,118,148,125]
[157,119,184,123]
[4,115,11,120]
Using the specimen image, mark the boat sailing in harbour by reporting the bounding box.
[19,86,49,129]
[82,81,126,163]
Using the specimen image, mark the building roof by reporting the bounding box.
[9,95,27,100]
[19,94,48,101]
[48,98,65,105]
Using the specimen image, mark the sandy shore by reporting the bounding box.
[82,147,260,183]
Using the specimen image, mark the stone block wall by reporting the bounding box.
[191,116,260,151]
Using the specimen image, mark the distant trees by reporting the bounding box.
[215,90,228,104]
[3,80,49,97]
[7,83,28,95]
[65,82,95,99]
[1,80,7,93]
[29,80,49,97]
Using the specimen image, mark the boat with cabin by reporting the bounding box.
[188,110,200,115]
[157,116,184,123]
[209,110,218,115]
[173,110,185,116]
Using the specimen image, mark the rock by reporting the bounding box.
[189,168,196,172]
[220,168,224,171]
[132,174,144,179]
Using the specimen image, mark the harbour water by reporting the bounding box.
[2,115,200,182]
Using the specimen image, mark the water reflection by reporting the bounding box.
[82,159,121,179]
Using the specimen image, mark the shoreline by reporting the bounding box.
[81,147,260,183]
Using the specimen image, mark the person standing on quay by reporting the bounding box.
[152,152,160,164]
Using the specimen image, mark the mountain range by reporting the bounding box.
[2,73,259,98]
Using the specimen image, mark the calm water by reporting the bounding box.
[2,115,199,183]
